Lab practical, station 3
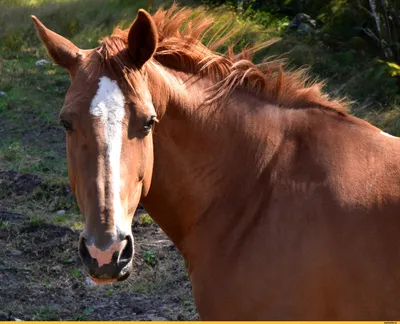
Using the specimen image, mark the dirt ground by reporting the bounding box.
[0,172,198,321]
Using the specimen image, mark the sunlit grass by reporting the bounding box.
[0,0,77,7]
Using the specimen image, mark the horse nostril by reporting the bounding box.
[118,236,133,265]
[79,236,95,267]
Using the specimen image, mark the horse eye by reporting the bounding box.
[60,119,73,132]
[143,116,158,132]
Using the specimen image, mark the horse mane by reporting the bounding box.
[99,3,349,114]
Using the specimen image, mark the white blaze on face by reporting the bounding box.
[380,131,399,139]
[89,76,125,235]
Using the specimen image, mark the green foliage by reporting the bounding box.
[384,61,400,77]
[29,214,44,225]
[0,0,75,7]
[0,220,10,230]
[143,250,157,267]
[74,307,94,321]
[201,0,400,65]
[240,2,289,34]
[138,213,154,226]
[71,267,80,278]
[379,108,400,137]
[32,306,60,321]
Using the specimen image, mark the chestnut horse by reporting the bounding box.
[32,4,400,320]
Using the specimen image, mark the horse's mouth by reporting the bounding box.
[89,270,130,284]
[88,263,132,284]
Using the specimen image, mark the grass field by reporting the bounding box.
[1,0,400,320]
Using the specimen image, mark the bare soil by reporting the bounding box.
[0,172,197,321]
[0,171,43,198]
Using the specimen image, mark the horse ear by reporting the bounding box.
[31,15,83,72]
[127,9,158,69]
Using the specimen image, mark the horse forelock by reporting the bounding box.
[95,3,349,114]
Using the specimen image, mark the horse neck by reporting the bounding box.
[141,62,286,254]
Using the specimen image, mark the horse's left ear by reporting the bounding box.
[128,9,158,69]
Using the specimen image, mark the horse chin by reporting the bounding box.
[89,271,131,284]
[89,276,118,284]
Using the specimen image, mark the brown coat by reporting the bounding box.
[33,4,400,320]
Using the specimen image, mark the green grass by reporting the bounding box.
[0,0,74,7]
[74,307,94,321]
[143,250,158,267]
[32,306,61,321]
[137,213,155,226]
